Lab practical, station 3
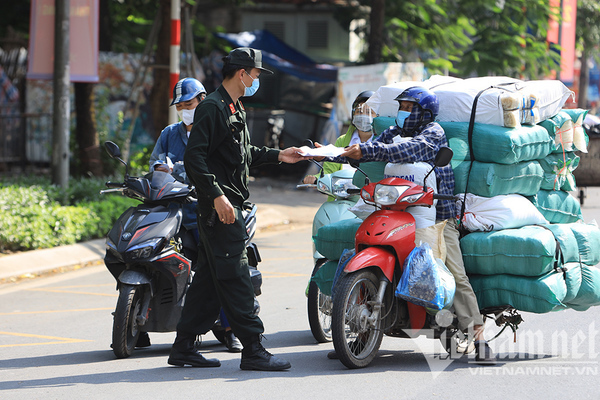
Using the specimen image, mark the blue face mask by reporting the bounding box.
[396,110,411,128]
[242,71,260,97]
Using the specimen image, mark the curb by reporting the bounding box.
[0,206,295,286]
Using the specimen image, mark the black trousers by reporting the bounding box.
[176,207,264,339]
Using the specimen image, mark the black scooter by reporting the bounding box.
[102,141,262,358]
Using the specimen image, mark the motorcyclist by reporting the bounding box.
[302,90,376,185]
[327,86,497,364]
[148,77,243,353]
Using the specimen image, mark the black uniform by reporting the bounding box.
[180,85,280,339]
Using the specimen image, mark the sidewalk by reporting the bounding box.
[0,177,323,285]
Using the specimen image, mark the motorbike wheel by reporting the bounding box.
[112,284,143,359]
[331,270,384,369]
[307,260,333,343]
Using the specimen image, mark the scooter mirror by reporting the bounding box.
[434,147,453,167]
[104,141,122,159]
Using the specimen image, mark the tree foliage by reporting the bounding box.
[356,0,561,79]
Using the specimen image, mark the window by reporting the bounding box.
[307,21,328,49]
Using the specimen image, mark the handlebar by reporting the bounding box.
[100,188,124,195]
[105,181,124,188]
[296,184,317,189]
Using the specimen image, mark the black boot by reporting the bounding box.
[239,335,291,371]
[224,330,243,353]
[135,332,151,348]
[168,332,221,368]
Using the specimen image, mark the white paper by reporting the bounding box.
[297,144,345,157]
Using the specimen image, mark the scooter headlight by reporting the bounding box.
[331,177,358,198]
[126,237,163,260]
[374,184,410,206]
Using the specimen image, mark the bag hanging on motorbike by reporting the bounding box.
[452,159,543,197]
[564,264,600,311]
[395,243,456,311]
[470,270,567,313]
[314,218,362,261]
[527,189,583,224]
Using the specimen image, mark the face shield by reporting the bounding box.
[352,102,375,132]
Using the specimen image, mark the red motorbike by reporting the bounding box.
[330,147,518,368]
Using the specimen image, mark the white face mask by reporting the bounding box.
[352,114,373,132]
[177,109,195,126]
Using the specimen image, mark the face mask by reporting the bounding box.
[352,114,373,132]
[396,110,411,128]
[177,109,195,126]
[242,71,260,97]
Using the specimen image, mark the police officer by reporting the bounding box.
[167,47,306,370]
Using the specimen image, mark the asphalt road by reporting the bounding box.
[1,193,600,399]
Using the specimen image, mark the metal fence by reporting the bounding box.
[0,107,52,164]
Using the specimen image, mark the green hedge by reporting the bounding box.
[0,177,137,252]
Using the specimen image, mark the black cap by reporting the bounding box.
[226,47,273,74]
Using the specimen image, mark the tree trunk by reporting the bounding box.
[149,0,172,141]
[75,82,103,176]
[578,50,590,109]
[365,0,385,65]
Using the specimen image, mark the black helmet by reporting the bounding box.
[352,90,375,111]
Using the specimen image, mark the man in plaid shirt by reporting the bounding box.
[328,86,496,364]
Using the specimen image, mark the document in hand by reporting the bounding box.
[297,144,345,157]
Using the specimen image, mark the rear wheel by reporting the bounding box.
[331,270,384,369]
[112,284,143,359]
[307,260,333,343]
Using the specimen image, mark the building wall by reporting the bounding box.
[241,10,350,63]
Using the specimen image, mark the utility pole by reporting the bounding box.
[169,0,181,125]
[52,0,70,188]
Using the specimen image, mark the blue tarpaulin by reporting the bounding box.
[215,30,338,82]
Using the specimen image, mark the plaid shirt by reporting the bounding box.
[329,122,456,220]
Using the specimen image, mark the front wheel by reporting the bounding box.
[331,270,384,369]
[112,284,143,359]
[307,260,333,343]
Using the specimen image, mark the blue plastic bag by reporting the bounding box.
[395,243,456,310]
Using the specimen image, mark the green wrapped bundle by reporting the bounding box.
[562,262,583,304]
[310,259,338,296]
[568,222,600,266]
[440,121,553,164]
[452,159,543,197]
[538,152,579,191]
[564,265,600,312]
[352,161,387,188]
[460,225,563,276]
[314,218,362,261]
[562,108,589,152]
[539,111,575,154]
[527,190,583,224]
[470,270,567,313]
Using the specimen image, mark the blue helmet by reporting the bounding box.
[171,78,206,106]
[395,86,439,126]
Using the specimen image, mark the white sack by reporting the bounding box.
[456,193,548,232]
[366,75,573,128]
[433,77,573,127]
